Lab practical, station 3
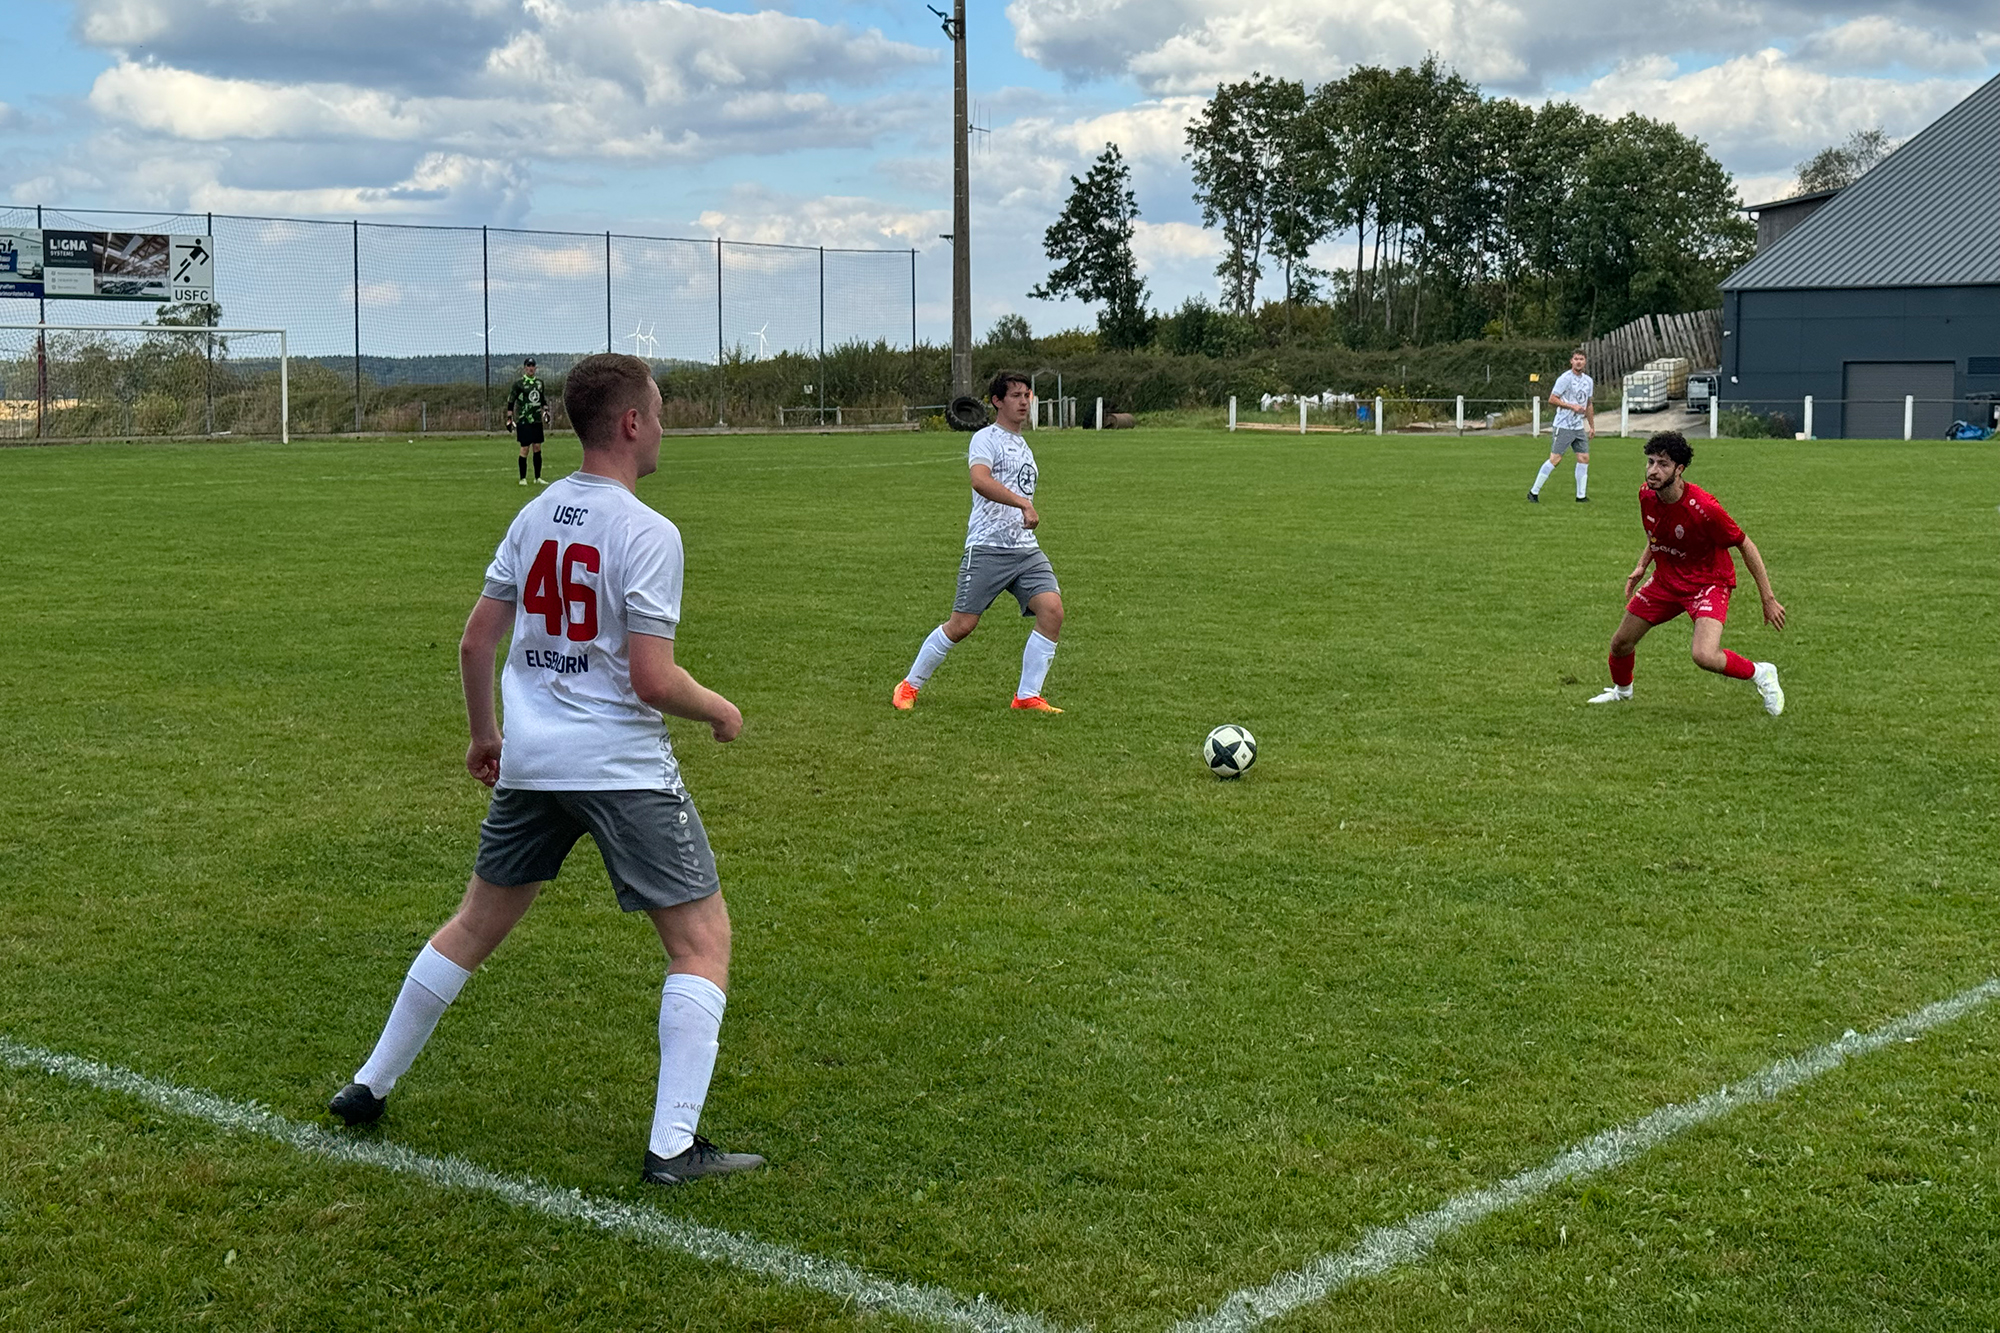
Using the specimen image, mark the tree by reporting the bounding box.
[984,313,1034,350]
[1185,75,1310,315]
[1795,127,1893,194]
[1031,144,1152,350]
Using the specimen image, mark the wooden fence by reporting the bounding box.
[1576,309,1721,385]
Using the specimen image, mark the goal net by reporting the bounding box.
[0,324,289,443]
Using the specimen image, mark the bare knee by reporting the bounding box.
[1691,643,1728,673]
[943,612,980,642]
[652,893,731,989]
[1034,598,1064,640]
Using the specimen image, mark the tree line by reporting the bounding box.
[1037,59,1755,352]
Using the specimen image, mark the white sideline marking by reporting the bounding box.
[1173,977,2000,1333]
[0,1038,1071,1333]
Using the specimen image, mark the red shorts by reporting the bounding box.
[1628,581,1731,625]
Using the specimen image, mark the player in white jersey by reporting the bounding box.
[893,370,1066,713]
[1530,348,1595,503]
[329,353,763,1186]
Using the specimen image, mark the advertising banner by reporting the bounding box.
[0,230,213,301]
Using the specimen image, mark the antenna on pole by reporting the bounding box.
[929,0,972,402]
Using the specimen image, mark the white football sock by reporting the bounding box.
[1575,461,1588,497]
[650,972,726,1158]
[905,626,954,688]
[1016,630,1058,699]
[354,943,471,1096]
[1532,460,1555,495]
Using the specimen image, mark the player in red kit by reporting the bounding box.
[1588,431,1787,714]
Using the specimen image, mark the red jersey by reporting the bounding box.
[1639,481,1743,593]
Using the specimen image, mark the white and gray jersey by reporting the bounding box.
[481,471,686,792]
[965,424,1039,550]
[1551,370,1594,432]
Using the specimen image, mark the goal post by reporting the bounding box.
[0,324,290,444]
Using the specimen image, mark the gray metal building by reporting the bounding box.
[1720,70,2000,439]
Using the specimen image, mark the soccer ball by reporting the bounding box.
[1203,725,1257,779]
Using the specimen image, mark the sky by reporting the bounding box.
[3,0,1996,345]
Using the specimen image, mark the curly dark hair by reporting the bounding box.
[987,370,1031,404]
[1644,431,1693,468]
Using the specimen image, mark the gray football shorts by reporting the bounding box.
[953,544,1060,616]
[474,786,719,912]
[1551,427,1591,454]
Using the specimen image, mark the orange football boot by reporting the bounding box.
[892,680,920,711]
[1010,695,1063,713]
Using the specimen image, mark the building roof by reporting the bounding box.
[1723,70,2000,290]
[1741,188,1842,215]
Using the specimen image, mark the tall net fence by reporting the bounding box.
[0,325,286,442]
[0,205,919,439]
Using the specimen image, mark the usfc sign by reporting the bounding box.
[0,229,214,302]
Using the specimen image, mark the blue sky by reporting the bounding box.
[3,0,1995,345]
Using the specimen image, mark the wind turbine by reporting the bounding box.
[751,322,771,359]
[623,320,658,360]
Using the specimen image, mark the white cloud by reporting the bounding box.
[1793,16,2000,74]
[1006,0,2000,96]
[1574,50,1980,175]
[1131,219,1218,267]
[694,186,946,248]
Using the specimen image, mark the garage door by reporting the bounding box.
[1844,361,1955,439]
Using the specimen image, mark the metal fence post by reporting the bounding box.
[715,239,725,427]
[1455,394,1464,434]
[604,231,612,353]
[1904,394,1914,440]
[1532,396,1539,436]
[1709,392,1718,439]
[352,219,362,432]
[1298,398,1306,434]
[481,226,490,432]
[1620,388,1629,438]
[1228,396,1236,431]
[1803,394,1813,439]
[909,248,917,407]
[818,246,826,425]
[1374,395,1383,436]
[1095,397,1103,431]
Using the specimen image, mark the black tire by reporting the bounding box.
[945,396,990,432]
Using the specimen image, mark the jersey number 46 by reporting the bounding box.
[524,540,600,641]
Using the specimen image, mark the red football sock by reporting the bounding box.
[1722,650,1756,680]
[1609,652,1635,687]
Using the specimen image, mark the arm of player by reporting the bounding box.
[1735,536,1786,630]
[1623,544,1654,600]
[1584,397,1596,436]
[970,463,1038,529]
[630,633,744,742]
[460,595,515,786]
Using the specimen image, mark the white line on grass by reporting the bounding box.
[0,1037,1072,1333]
[1173,977,2000,1333]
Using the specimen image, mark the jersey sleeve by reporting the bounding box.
[482,516,522,602]
[624,518,684,639]
[1708,497,1745,546]
[967,428,996,470]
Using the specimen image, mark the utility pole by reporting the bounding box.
[931,1,971,399]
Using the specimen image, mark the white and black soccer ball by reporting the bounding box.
[1203,724,1257,779]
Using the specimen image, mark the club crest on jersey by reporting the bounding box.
[1017,462,1037,493]
[1675,524,1685,539]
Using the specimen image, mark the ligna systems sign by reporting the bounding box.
[0,230,214,302]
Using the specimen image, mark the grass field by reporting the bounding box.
[3,426,1997,1332]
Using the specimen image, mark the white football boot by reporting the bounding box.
[1587,685,1633,704]
[1752,662,1785,716]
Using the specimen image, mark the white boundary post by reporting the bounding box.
[1374,396,1383,436]
[1709,392,1718,439]
[1298,399,1307,434]
[1904,394,1914,440]
[1803,395,1812,440]
[1228,396,1236,431]
[3,323,291,443]
[1620,388,1629,438]
[1532,397,1540,436]
[1455,395,1464,434]
[1094,396,1103,431]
